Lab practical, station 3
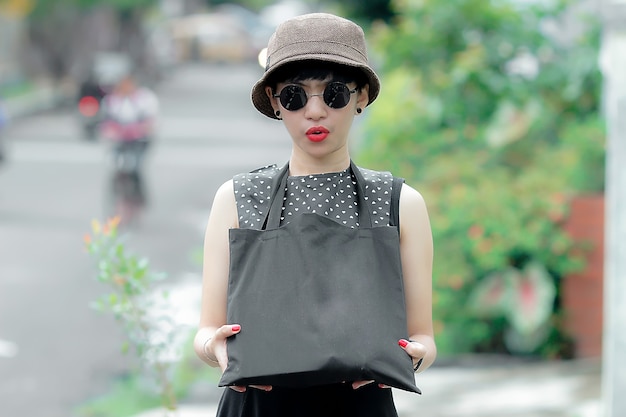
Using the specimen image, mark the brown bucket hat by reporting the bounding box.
[251,13,381,119]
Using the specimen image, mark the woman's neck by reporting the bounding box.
[287,152,351,176]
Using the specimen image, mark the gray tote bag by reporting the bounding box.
[218,161,419,393]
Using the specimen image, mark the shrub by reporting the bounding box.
[84,217,179,412]
[357,0,605,356]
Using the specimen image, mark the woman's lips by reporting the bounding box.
[306,126,329,142]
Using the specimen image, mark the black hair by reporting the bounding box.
[267,60,368,93]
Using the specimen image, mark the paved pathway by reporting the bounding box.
[135,357,602,417]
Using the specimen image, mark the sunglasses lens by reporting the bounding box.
[324,82,351,109]
[279,85,307,111]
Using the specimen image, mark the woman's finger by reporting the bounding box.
[398,339,426,358]
[213,324,242,370]
[216,324,241,338]
[398,338,427,370]
[351,380,375,390]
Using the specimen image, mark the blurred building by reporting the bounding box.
[169,12,260,64]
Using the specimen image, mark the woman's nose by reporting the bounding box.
[303,94,327,120]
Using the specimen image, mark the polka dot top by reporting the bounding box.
[233,164,394,229]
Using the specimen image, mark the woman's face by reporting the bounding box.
[266,76,369,161]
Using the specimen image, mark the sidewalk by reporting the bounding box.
[2,81,73,121]
[134,357,602,417]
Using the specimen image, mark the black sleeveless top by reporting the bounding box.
[217,164,401,417]
[233,164,394,229]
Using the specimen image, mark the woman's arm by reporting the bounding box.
[397,183,437,373]
[193,180,274,393]
[193,180,238,367]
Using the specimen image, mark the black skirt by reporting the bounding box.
[216,383,399,417]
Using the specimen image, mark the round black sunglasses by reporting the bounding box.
[273,82,357,111]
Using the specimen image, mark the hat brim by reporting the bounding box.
[251,55,380,120]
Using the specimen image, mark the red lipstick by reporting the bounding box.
[306,126,329,142]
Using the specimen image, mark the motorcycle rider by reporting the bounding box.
[100,73,158,227]
[100,73,159,173]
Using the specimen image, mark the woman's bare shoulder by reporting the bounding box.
[399,182,427,208]
[398,182,431,238]
[208,179,238,229]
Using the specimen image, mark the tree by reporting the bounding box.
[336,0,394,24]
[23,0,159,82]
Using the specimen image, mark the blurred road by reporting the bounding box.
[0,62,290,417]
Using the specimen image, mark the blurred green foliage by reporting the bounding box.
[335,0,394,23]
[207,0,273,12]
[25,0,157,15]
[357,0,605,357]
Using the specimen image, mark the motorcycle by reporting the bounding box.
[107,167,147,229]
[102,117,153,171]
[77,82,107,141]
[100,118,153,227]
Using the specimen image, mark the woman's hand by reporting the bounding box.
[398,339,427,372]
[209,324,273,393]
[348,338,428,390]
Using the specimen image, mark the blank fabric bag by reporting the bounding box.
[219,161,420,393]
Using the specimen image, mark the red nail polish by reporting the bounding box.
[232,325,241,332]
[398,339,408,348]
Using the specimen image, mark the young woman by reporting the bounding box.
[194,12,436,417]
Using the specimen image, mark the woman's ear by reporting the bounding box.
[265,86,279,112]
[357,84,370,111]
